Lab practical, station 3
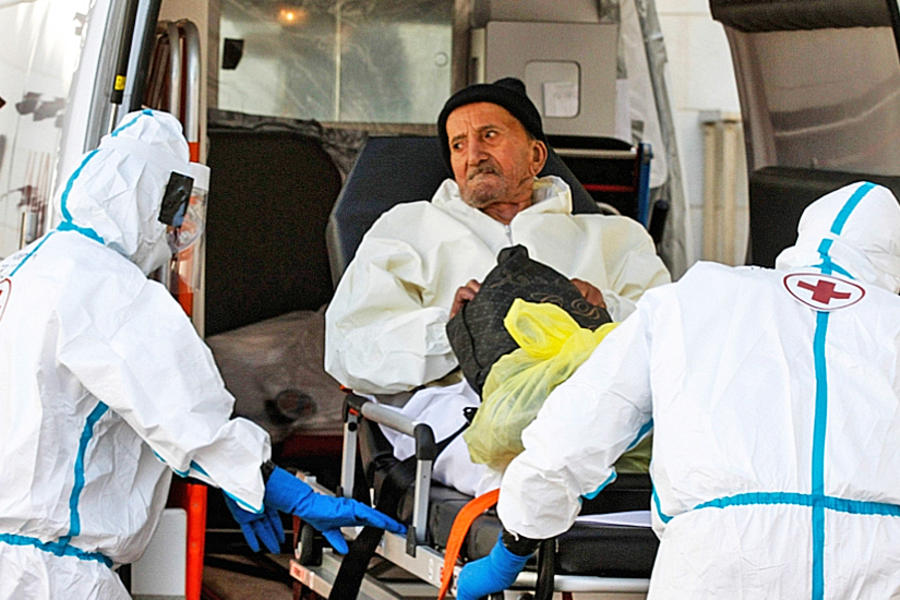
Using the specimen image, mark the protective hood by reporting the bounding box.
[775,181,900,293]
[55,109,193,275]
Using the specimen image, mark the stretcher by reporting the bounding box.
[289,393,657,599]
[287,134,662,598]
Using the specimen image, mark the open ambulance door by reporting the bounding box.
[710,0,900,266]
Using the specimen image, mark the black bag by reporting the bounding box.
[446,245,611,394]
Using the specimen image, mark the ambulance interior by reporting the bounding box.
[1,0,899,598]
[210,2,900,597]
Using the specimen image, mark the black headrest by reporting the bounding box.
[709,0,892,32]
[205,128,342,335]
[748,166,900,267]
[326,135,598,284]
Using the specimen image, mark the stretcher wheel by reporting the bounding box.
[297,522,323,565]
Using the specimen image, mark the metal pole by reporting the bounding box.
[178,19,201,151]
[127,0,163,112]
[109,0,140,129]
[166,21,182,121]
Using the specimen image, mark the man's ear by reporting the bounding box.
[530,140,548,176]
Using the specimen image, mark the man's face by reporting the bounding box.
[446,102,545,210]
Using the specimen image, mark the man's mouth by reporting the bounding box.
[468,167,499,181]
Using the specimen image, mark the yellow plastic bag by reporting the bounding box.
[463,298,648,472]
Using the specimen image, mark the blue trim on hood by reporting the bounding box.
[830,182,874,235]
[111,109,153,137]
[809,182,876,279]
[56,220,104,245]
[57,109,155,239]
[59,149,99,223]
[813,239,853,278]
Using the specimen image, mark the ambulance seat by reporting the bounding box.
[748,166,900,267]
[205,127,340,336]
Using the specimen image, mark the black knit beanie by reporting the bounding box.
[437,77,546,175]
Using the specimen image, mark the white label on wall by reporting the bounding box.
[542,81,579,118]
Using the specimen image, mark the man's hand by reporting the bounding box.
[263,466,406,554]
[571,278,606,308]
[450,279,481,318]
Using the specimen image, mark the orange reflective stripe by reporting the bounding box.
[436,488,500,600]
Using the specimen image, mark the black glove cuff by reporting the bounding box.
[260,460,276,482]
[501,528,541,557]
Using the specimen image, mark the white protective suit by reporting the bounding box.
[0,110,270,599]
[325,175,669,394]
[325,175,669,496]
[498,181,900,598]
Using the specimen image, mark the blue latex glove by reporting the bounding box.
[455,534,531,600]
[264,466,406,554]
[223,494,285,553]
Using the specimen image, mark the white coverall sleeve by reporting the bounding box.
[325,236,457,394]
[497,303,655,540]
[597,220,670,321]
[58,276,271,512]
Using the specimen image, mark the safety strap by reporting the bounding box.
[329,421,468,598]
[436,488,500,600]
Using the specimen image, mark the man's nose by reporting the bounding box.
[466,137,487,163]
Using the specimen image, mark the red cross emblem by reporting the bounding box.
[783,272,865,311]
[0,278,9,323]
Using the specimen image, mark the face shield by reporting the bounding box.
[159,162,209,254]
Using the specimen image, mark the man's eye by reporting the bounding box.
[484,130,497,138]
[451,142,463,151]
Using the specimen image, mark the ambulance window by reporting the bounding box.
[216,0,452,124]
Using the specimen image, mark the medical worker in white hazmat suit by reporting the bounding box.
[456,181,900,599]
[0,109,403,600]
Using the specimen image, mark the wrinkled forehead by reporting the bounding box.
[445,102,527,141]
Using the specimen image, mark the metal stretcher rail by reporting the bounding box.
[340,395,435,550]
[554,148,637,160]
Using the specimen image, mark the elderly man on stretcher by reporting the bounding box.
[324,76,669,499]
